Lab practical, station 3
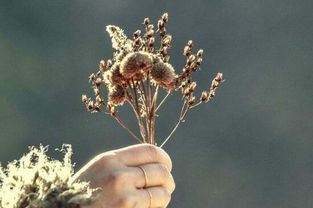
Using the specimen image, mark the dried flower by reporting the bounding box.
[120,52,153,79]
[108,85,126,106]
[81,13,224,146]
[151,60,176,86]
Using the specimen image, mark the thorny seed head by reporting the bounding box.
[151,59,176,86]
[120,52,153,79]
[108,85,126,106]
[82,13,224,145]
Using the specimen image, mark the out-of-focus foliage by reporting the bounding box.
[0,1,312,207]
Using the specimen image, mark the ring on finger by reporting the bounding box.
[138,166,148,188]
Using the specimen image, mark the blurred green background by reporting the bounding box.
[1,0,312,207]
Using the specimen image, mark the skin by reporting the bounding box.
[73,144,175,208]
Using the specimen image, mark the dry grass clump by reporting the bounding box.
[82,13,224,146]
[0,145,99,208]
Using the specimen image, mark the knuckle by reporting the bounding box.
[145,144,160,160]
[157,164,175,192]
[161,188,171,204]
[158,164,170,178]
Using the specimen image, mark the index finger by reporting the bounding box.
[114,144,172,171]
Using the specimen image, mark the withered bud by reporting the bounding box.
[214,72,223,82]
[108,85,126,106]
[133,30,141,38]
[158,20,165,29]
[151,60,176,85]
[210,73,223,90]
[93,87,100,96]
[95,78,102,86]
[189,82,197,92]
[187,40,193,48]
[183,46,191,56]
[99,60,106,72]
[107,59,113,68]
[162,13,169,23]
[197,49,203,57]
[96,95,103,104]
[188,55,196,64]
[149,37,155,47]
[162,35,172,46]
[196,57,203,65]
[143,18,150,25]
[120,52,153,79]
[209,90,215,98]
[88,73,96,82]
[82,95,88,103]
[160,46,168,56]
[147,24,154,30]
[200,91,209,102]
[146,29,154,37]
[183,88,191,96]
[94,104,100,112]
[188,96,196,106]
[110,106,116,116]
[87,101,94,110]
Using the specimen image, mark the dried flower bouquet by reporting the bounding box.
[82,13,224,146]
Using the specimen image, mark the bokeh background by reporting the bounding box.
[1,0,312,207]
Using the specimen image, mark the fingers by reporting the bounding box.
[130,164,175,193]
[115,144,172,171]
[136,187,171,208]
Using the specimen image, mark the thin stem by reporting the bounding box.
[155,90,171,112]
[112,115,142,143]
[150,85,159,144]
[189,101,202,109]
[160,100,189,147]
[125,87,147,141]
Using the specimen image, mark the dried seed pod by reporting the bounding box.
[87,101,94,111]
[120,52,153,78]
[133,30,141,38]
[143,18,150,25]
[187,40,193,48]
[151,60,176,85]
[93,87,100,96]
[200,91,209,102]
[197,49,203,57]
[183,46,191,56]
[187,55,196,64]
[95,78,102,86]
[82,95,88,103]
[188,96,196,106]
[88,73,96,82]
[99,60,106,72]
[108,85,126,106]
[162,13,169,23]
[189,82,197,92]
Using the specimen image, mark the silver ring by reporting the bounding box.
[138,166,148,188]
[146,188,152,208]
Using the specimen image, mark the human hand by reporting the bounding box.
[73,144,175,208]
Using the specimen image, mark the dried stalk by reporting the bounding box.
[82,13,224,147]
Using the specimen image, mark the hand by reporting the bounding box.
[73,144,175,208]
